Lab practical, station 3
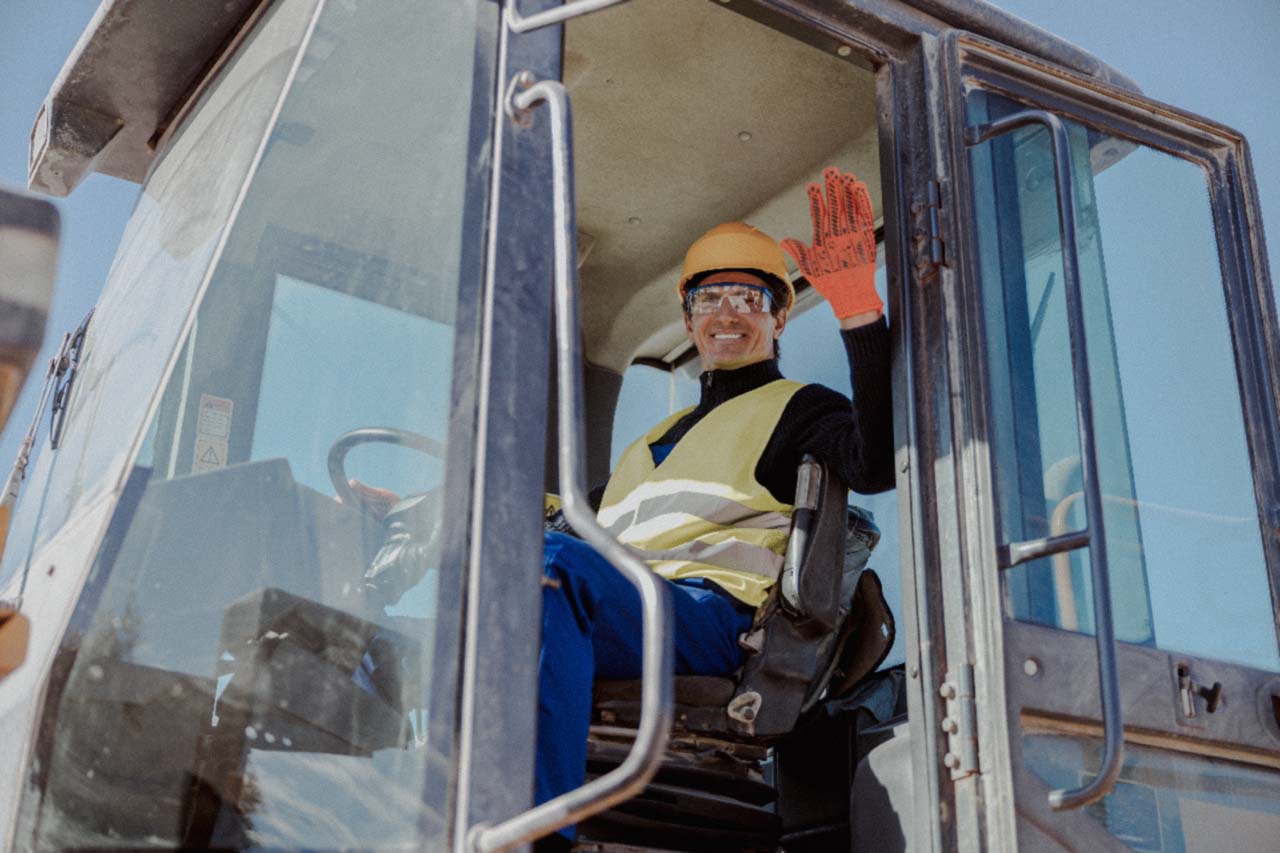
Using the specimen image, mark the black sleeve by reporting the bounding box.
[756,318,894,502]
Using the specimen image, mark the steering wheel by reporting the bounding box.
[330,427,446,609]
[327,426,444,508]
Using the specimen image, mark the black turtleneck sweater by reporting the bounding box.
[594,319,893,508]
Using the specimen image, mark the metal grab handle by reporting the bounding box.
[467,78,673,853]
[965,110,1123,811]
[505,0,630,34]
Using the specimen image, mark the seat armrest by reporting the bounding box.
[778,455,847,632]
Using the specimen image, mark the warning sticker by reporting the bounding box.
[193,436,229,474]
[193,394,234,473]
[197,394,233,439]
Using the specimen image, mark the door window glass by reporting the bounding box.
[969,91,1277,671]
[611,361,698,469]
[20,0,492,848]
[1024,731,1280,851]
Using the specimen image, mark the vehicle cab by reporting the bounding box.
[2,0,1279,850]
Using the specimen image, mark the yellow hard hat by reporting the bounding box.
[678,221,795,310]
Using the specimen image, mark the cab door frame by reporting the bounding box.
[663,3,961,851]
[930,27,1280,852]
[451,0,951,848]
[450,0,561,848]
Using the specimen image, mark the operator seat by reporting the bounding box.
[577,455,901,852]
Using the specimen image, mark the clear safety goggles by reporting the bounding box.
[685,283,773,315]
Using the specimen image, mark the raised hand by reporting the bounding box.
[781,167,882,320]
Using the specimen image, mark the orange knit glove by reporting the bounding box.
[781,167,882,319]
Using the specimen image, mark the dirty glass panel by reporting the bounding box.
[1024,732,1280,852]
[20,0,492,849]
[968,91,1277,671]
[0,0,316,590]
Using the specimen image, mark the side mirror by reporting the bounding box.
[0,185,59,433]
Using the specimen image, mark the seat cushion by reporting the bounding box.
[594,676,736,708]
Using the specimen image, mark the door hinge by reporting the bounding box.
[939,664,979,780]
[912,179,945,285]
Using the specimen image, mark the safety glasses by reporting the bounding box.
[685,283,772,315]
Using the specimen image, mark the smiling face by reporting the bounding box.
[684,270,788,371]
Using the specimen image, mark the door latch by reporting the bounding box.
[1175,662,1223,723]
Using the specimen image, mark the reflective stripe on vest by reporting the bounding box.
[598,379,803,607]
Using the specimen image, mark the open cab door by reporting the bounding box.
[932,28,1280,852]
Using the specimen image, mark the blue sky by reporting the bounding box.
[1,2,139,466]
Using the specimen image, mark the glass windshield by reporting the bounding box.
[18,0,493,848]
[250,274,448,499]
[968,91,1277,671]
[0,0,314,589]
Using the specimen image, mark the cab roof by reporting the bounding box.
[29,0,1137,198]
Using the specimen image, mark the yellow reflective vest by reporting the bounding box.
[597,379,804,608]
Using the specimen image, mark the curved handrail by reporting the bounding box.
[965,109,1124,811]
[467,78,673,852]
[505,0,630,34]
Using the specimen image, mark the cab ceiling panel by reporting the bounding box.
[28,0,264,197]
[567,0,879,372]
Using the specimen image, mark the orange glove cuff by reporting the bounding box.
[808,265,883,319]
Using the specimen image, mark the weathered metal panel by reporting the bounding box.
[28,0,265,196]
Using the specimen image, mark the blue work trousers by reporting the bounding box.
[538,532,753,841]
